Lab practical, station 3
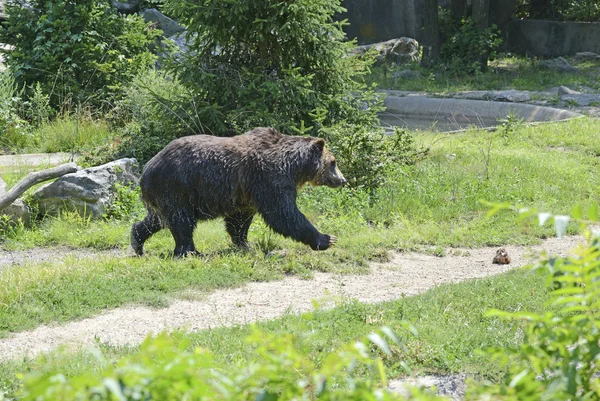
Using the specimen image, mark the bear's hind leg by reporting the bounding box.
[225,212,254,249]
[167,211,198,257]
[131,211,162,256]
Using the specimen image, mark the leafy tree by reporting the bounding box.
[160,0,382,136]
[0,0,161,109]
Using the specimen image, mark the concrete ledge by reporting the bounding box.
[381,94,583,132]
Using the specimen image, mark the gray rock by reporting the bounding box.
[0,178,30,226]
[561,94,600,107]
[490,90,531,103]
[352,37,420,66]
[388,374,467,401]
[33,159,140,219]
[558,85,580,95]
[391,70,421,79]
[452,90,531,102]
[143,8,186,38]
[539,57,579,73]
[574,52,600,62]
[112,0,140,14]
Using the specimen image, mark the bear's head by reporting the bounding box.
[308,138,347,188]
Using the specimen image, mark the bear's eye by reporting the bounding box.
[331,160,336,168]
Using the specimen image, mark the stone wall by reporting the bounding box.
[341,0,515,45]
[503,20,600,57]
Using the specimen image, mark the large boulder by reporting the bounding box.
[352,37,420,66]
[142,8,186,38]
[539,57,579,73]
[0,177,30,225]
[33,159,140,219]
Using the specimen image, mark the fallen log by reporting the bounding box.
[0,162,78,210]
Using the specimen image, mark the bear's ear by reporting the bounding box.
[311,138,325,152]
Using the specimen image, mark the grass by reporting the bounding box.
[0,116,598,397]
[31,116,118,154]
[0,117,598,337]
[369,54,600,93]
[0,264,558,397]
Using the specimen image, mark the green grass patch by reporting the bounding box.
[0,265,553,397]
[0,118,597,335]
[369,54,600,93]
[32,116,118,154]
[1,117,596,394]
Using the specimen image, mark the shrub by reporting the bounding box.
[439,12,502,75]
[159,0,382,136]
[0,0,161,110]
[0,71,31,151]
[323,126,428,191]
[11,327,440,400]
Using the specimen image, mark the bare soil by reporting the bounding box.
[0,235,584,362]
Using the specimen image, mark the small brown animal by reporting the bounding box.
[492,248,511,265]
[131,127,347,257]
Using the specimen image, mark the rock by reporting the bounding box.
[112,0,140,14]
[142,8,186,38]
[388,374,467,401]
[391,70,421,79]
[452,90,531,102]
[352,37,420,66]
[0,178,30,225]
[574,52,600,62]
[539,57,579,73]
[33,159,140,219]
[558,85,580,95]
[561,94,600,107]
[490,90,531,103]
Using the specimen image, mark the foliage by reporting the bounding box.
[103,183,143,221]
[515,0,600,21]
[323,125,428,190]
[439,14,503,75]
[0,0,161,110]
[0,71,30,151]
[159,0,382,137]
[112,70,196,164]
[7,326,441,401]
[32,115,118,153]
[472,203,600,400]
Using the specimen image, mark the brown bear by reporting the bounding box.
[131,127,347,257]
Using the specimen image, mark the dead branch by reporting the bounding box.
[0,163,78,210]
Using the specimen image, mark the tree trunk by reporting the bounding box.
[421,0,440,68]
[472,0,490,72]
[0,163,78,210]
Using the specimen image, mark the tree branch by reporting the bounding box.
[0,163,78,210]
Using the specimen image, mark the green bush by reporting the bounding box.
[158,0,382,136]
[0,0,161,110]
[10,327,442,400]
[0,71,31,151]
[439,13,502,75]
[323,126,428,191]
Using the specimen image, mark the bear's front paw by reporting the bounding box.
[312,234,337,251]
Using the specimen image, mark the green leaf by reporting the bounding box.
[367,333,391,356]
[589,203,599,222]
[572,204,583,220]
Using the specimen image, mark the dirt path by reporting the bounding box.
[0,236,584,362]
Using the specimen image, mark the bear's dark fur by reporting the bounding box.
[131,127,347,257]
